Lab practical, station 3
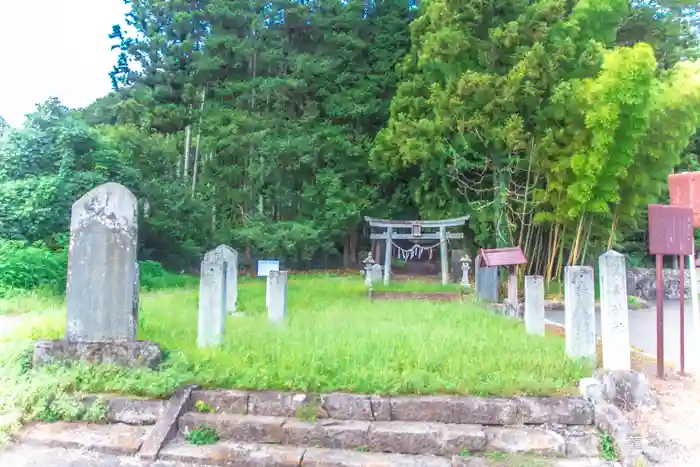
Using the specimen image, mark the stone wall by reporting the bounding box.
[627,268,696,300]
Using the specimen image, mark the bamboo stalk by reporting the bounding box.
[580,218,593,264]
[545,223,559,284]
[569,212,586,266]
[607,210,619,250]
[554,224,568,282]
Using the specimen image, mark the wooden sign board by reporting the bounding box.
[411,221,421,237]
[669,172,700,227]
[648,204,693,256]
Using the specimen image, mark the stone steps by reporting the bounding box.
[14,422,619,467]
[160,436,620,467]
[178,411,600,459]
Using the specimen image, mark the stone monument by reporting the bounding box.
[564,266,596,361]
[524,275,545,335]
[267,270,288,324]
[33,183,162,369]
[197,255,228,348]
[599,250,631,371]
[203,244,238,313]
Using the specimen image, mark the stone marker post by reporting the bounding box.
[33,183,162,369]
[507,268,518,306]
[564,266,596,361]
[267,270,288,324]
[203,245,238,313]
[524,275,545,335]
[599,250,631,371]
[197,258,227,348]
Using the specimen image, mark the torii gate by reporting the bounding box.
[364,215,469,285]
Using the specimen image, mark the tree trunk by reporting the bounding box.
[183,125,191,178]
[191,87,206,196]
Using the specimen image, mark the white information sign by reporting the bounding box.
[257,259,281,277]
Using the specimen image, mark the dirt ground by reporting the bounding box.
[370,290,461,301]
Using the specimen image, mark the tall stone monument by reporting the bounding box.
[599,250,631,371]
[524,275,545,335]
[564,266,596,361]
[267,270,288,324]
[33,183,162,369]
[197,257,227,348]
[203,244,238,313]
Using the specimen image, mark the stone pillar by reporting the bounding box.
[204,245,238,313]
[564,266,596,361]
[267,270,288,323]
[65,182,139,341]
[439,226,449,285]
[383,227,393,285]
[689,247,700,373]
[197,260,227,348]
[599,250,631,371]
[524,275,545,335]
[507,267,518,305]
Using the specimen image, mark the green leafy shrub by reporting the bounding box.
[138,260,197,291]
[0,240,195,299]
[0,240,67,297]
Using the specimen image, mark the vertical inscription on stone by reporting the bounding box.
[564,266,596,361]
[599,250,631,371]
[524,275,545,336]
[65,183,139,342]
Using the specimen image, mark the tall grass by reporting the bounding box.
[2,275,589,399]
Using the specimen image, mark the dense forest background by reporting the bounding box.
[2,0,700,283]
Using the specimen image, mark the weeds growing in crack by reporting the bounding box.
[599,431,619,460]
[185,425,219,445]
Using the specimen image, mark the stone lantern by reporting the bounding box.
[460,253,472,287]
[362,252,376,289]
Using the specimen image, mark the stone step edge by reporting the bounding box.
[190,389,595,426]
[160,437,619,467]
[80,395,166,425]
[178,411,600,458]
[17,421,149,456]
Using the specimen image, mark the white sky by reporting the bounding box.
[0,0,131,127]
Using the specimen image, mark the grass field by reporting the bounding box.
[0,274,590,440]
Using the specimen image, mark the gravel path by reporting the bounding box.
[627,371,700,466]
[0,313,27,338]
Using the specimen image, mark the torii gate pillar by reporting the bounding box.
[384,227,393,285]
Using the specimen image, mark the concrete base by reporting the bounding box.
[32,339,163,369]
